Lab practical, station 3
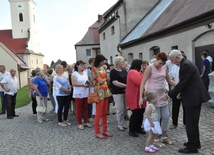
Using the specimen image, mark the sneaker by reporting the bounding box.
[118,126,125,131]
[64,120,71,126]
[58,122,67,127]
[145,147,156,153]
[150,145,160,151]
[38,120,43,123]
[78,124,84,130]
[84,123,92,128]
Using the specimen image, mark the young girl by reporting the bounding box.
[144,92,162,153]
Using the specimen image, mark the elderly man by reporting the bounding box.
[0,65,10,115]
[168,50,210,154]
[0,69,19,119]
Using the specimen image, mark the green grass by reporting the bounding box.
[0,86,31,109]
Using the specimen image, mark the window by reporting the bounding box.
[36,59,38,64]
[20,29,24,33]
[171,46,178,50]
[111,26,115,35]
[103,33,106,40]
[139,53,143,59]
[86,49,91,58]
[19,13,23,22]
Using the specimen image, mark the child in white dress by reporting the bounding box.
[144,92,162,153]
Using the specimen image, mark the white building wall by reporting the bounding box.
[0,46,28,88]
[100,20,121,64]
[76,45,100,66]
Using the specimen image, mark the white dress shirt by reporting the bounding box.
[1,75,18,96]
[0,71,10,92]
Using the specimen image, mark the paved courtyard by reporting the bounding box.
[0,101,214,155]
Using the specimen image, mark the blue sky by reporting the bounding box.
[0,0,117,65]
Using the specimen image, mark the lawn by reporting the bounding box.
[0,86,31,109]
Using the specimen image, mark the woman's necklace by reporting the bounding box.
[115,67,122,72]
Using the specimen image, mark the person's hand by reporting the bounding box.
[40,96,44,100]
[67,88,71,94]
[5,88,10,92]
[151,122,155,127]
[106,76,110,82]
[83,84,89,88]
[161,94,169,101]
[176,93,181,99]
[138,98,143,108]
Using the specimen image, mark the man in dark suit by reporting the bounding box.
[168,50,210,154]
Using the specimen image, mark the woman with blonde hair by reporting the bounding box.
[54,64,71,126]
[110,56,127,131]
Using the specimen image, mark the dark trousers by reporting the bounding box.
[5,93,17,117]
[57,96,70,122]
[172,98,185,126]
[0,91,6,112]
[88,104,92,118]
[185,104,202,150]
[31,97,37,114]
[202,76,209,90]
[129,108,145,133]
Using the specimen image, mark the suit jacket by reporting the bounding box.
[169,58,211,108]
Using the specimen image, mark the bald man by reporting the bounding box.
[168,50,210,154]
[0,69,19,119]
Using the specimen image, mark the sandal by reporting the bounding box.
[153,139,166,148]
[145,147,155,153]
[102,132,113,137]
[96,134,106,139]
[161,137,174,145]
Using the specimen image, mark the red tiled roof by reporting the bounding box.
[144,0,214,37]
[75,16,104,46]
[0,30,27,54]
[0,42,29,69]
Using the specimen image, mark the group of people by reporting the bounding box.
[0,49,212,154]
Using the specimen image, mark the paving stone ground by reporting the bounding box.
[0,101,214,155]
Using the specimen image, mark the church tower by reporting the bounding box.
[9,0,37,39]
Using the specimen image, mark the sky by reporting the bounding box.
[0,0,118,66]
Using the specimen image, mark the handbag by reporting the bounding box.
[88,87,99,104]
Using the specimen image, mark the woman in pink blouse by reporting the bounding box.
[126,59,146,137]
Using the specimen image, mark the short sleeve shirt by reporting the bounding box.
[33,76,48,97]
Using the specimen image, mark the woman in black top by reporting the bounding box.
[110,56,127,131]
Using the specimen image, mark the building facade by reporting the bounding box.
[75,15,103,66]
[99,0,159,64]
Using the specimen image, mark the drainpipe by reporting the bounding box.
[117,45,122,56]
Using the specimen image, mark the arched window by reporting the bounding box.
[19,13,23,22]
